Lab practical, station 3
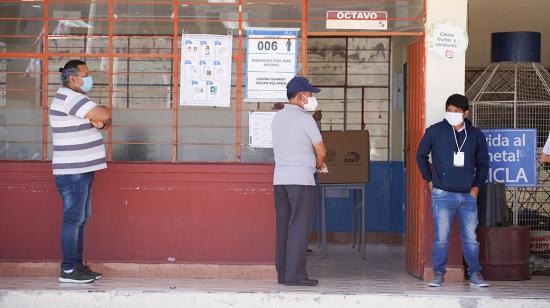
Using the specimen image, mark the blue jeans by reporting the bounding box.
[431,188,481,276]
[55,172,95,271]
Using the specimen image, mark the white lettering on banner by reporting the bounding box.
[326,10,388,30]
[488,168,528,184]
[482,129,537,187]
[485,133,527,163]
[486,132,527,182]
[335,11,378,20]
[488,150,522,162]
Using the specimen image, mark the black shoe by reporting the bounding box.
[306,248,313,255]
[78,263,103,280]
[58,268,95,283]
[284,279,319,286]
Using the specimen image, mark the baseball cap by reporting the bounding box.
[286,76,321,95]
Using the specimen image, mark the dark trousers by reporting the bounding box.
[309,173,321,243]
[274,185,315,283]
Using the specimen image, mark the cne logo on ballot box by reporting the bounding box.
[482,129,538,187]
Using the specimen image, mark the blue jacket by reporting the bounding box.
[416,118,489,193]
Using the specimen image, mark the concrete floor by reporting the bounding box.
[1,244,549,308]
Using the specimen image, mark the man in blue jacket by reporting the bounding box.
[416,94,490,288]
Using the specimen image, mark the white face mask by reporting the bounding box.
[303,96,318,112]
[445,112,464,126]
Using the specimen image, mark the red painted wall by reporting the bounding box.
[0,162,276,264]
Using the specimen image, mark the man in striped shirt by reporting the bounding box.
[49,60,111,283]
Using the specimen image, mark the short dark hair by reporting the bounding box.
[59,60,86,73]
[59,60,86,86]
[287,92,300,100]
[445,94,469,111]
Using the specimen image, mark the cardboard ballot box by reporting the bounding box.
[318,130,370,184]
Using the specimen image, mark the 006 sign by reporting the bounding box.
[257,41,278,51]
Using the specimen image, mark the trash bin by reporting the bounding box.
[478,182,509,227]
[477,226,530,280]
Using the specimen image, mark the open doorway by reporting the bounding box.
[305,35,426,278]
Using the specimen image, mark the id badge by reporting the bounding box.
[454,151,465,167]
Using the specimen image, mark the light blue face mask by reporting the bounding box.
[80,76,93,93]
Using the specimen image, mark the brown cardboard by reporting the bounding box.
[319,130,370,184]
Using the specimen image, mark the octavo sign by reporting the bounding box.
[326,10,388,30]
[330,11,383,20]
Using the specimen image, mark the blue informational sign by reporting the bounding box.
[482,129,537,187]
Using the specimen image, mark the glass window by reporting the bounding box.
[0,58,42,160]
[0,2,44,53]
[1,1,420,162]
[48,2,110,38]
[114,3,174,36]
[178,32,238,162]
[179,3,239,35]
[178,107,237,161]
[308,37,390,161]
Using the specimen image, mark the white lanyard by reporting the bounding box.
[453,126,467,152]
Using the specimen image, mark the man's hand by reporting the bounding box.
[470,186,480,198]
[317,162,328,173]
[313,141,327,170]
[541,153,550,163]
[85,105,111,123]
[312,110,322,122]
[91,118,111,130]
[102,118,112,129]
[428,181,433,192]
[316,161,325,170]
[91,120,105,129]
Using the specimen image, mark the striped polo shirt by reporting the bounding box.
[49,87,107,175]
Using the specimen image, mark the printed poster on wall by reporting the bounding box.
[249,112,277,148]
[245,28,299,102]
[180,34,232,107]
